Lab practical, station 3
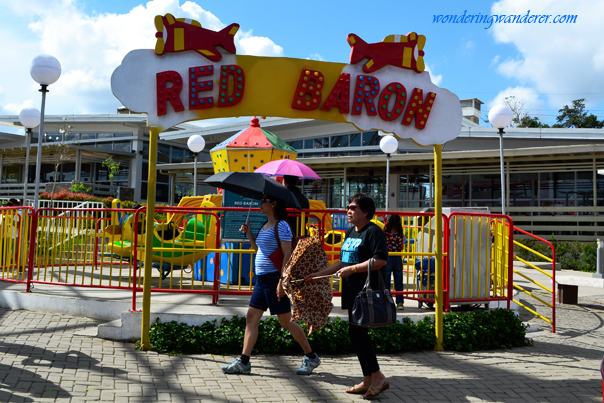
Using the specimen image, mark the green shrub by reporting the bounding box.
[515,236,597,272]
[143,309,531,356]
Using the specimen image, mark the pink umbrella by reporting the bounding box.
[255,158,321,180]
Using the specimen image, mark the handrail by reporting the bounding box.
[512,225,556,332]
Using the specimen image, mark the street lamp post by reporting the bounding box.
[187,135,205,197]
[30,55,61,209]
[379,135,398,211]
[18,108,41,205]
[488,104,514,215]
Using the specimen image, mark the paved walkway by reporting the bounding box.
[0,268,603,402]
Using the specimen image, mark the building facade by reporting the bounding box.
[2,99,604,240]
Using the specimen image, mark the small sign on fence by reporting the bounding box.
[221,190,266,242]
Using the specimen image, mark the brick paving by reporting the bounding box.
[0,295,603,402]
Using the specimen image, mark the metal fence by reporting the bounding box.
[0,206,520,315]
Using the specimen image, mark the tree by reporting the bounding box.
[517,115,550,128]
[50,118,73,200]
[552,98,604,128]
[102,157,120,179]
[502,96,526,127]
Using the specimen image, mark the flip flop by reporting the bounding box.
[345,383,369,394]
[364,381,389,399]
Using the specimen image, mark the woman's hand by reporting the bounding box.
[336,265,357,279]
[239,219,252,238]
[277,279,285,301]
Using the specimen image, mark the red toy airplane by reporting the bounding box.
[154,13,239,62]
[347,33,426,74]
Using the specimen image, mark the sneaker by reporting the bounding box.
[221,358,251,375]
[296,355,321,375]
[397,303,404,310]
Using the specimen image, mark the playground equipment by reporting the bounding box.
[104,196,219,274]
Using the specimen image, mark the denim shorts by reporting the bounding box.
[249,272,291,315]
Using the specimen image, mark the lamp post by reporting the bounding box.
[30,54,61,209]
[187,135,205,196]
[488,104,514,215]
[18,108,41,205]
[379,135,398,211]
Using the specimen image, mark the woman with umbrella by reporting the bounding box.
[221,193,321,376]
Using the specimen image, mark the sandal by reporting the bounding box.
[345,383,369,394]
[364,381,389,399]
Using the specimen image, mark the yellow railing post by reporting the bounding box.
[434,144,444,351]
[141,126,160,350]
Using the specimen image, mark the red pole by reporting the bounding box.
[25,207,37,293]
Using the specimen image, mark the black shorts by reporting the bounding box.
[249,272,291,315]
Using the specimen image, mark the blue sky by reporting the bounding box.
[1,0,602,131]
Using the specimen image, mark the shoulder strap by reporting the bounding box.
[274,220,281,250]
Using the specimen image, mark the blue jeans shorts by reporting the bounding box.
[249,272,291,315]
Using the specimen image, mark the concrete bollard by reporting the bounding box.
[594,239,604,279]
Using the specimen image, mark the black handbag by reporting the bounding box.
[350,258,397,328]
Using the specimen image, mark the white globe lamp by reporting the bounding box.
[488,104,514,216]
[30,55,62,85]
[379,135,398,210]
[187,135,206,197]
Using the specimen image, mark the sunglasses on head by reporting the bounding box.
[346,205,358,211]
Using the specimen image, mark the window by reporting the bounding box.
[97,133,114,138]
[172,148,184,163]
[287,140,303,150]
[80,133,96,140]
[362,131,380,146]
[158,144,171,163]
[113,141,131,152]
[331,135,349,148]
[96,142,113,150]
[304,138,328,149]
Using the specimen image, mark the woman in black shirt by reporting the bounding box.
[305,193,390,399]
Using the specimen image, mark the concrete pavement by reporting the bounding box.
[0,266,603,402]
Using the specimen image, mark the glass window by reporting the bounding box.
[304,138,328,149]
[156,184,170,203]
[113,141,131,152]
[443,175,468,206]
[471,174,500,202]
[96,163,109,181]
[184,149,195,163]
[577,172,594,207]
[157,171,170,183]
[96,142,113,150]
[62,163,76,182]
[158,144,171,163]
[44,132,60,143]
[142,163,148,181]
[97,133,114,138]
[65,132,79,141]
[112,166,129,181]
[349,133,361,147]
[142,141,149,159]
[287,140,303,150]
[172,148,184,163]
[509,173,535,207]
[80,133,96,140]
[114,132,130,138]
[362,131,380,146]
[331,135,349,148]
[80,163,91,183]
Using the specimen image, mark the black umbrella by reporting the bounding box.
[204,172,302,209]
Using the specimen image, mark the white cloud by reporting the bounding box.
[0,0,285,115]
[425,65,443,86]
[3,99,35,114]
[307,53,325,61]
[487,86,546,124]
[236,30,284,57]
[490,0,604,108]
[490,55,500,67]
